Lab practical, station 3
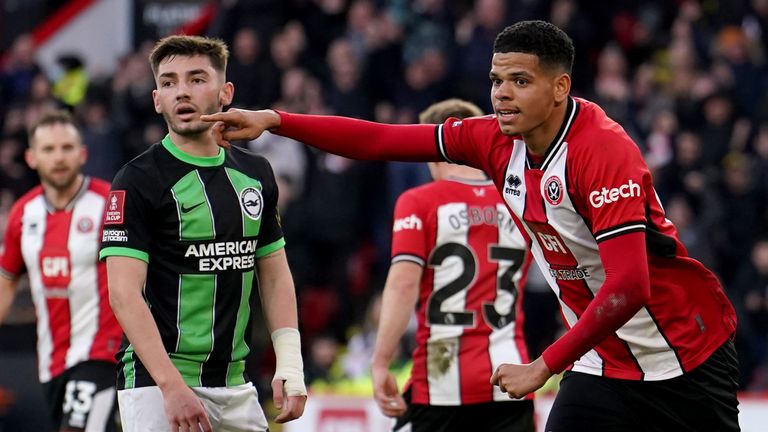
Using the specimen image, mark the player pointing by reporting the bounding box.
[202,21,739,431]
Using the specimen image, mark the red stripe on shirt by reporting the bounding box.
[43,210,74,378]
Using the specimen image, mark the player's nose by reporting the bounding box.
[493,81,514,100]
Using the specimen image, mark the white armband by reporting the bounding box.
[271,327,307,396]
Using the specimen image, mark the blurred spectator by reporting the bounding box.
[730,239,768,389]
[304,333,342,386]
[345,0,377,60]
[247,131,307,209]
[665,194,719,272]
[716,153,767,283]
[699,91,737,166]
[227,27,270,109]
[713,25,764,118]
[0,34,41,108]
[78,98,123,181]
[261,23,308,106]
[644,109,677,171]
[341,293,382,379]
[590,44,632,126]
[324,38,373,118]
[110,48,158,158]
[752,123,768,192]
[550,0,596,92]
[297,0,348,57]
[52,54,88,108]
[455,0,508,112]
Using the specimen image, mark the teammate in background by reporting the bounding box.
[202,20,740,432]
[371,99,534,432]
[0,110,122,431]
[99,35,306,432]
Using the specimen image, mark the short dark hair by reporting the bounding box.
[419,98,484,124]
[28,110,77,139]
[493,20,574,74]
[149,35,229,77]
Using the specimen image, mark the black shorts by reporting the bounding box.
[392,388,535,432]
[42,360,118,431]
[545,340,740,432]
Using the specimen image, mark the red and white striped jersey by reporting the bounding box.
[391,178,532,405]
[0,177,121,382]
[438,97,737,381]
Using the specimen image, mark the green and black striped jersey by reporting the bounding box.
[99,135,284,389]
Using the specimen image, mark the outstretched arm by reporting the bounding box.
[371,261,422,418]
[256,248,307,423]
[202,109,440,162]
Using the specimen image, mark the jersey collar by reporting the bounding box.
[162,135,225,167]
[444,176,494,186]
[44,176,90,213]
[526,96,579,171]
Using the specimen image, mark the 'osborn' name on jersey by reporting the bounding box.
[392,178,532,405]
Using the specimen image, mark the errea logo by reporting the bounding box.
[505,174,521,196]
[393,214,423,232]
[589,180,641,208]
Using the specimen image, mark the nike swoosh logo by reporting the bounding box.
[181,202,205,213]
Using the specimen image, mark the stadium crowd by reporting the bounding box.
[1,0,768,415]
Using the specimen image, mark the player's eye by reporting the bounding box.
[515,78,528,86]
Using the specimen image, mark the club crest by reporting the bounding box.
[544,176,563,205]
[240,187,263,220]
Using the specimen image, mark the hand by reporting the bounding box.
[272,378,307,423]
[371,364,406,418]
[490,357,552,399]
[200,109,281,149]
[160,381,212,432]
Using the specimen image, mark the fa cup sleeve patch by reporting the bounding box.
[104,190,126,225]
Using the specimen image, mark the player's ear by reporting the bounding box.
[220,81,234,107]
[152,89,162,114]
[553,73,571,104]
[24,147,37,169]
[79,143,88,165]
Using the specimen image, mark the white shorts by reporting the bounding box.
[117,383,268,432]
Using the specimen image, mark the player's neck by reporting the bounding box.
[522,99,569,156]
[168,130,221,157]
[440,164,487,181]
[43,174,84,210]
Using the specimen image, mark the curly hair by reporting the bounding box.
[493,20,574,74]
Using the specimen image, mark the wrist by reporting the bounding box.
[371,354,392,370]
[156,372,186,393]
[272,327,307,396]
[533,356,554,379]
[267,109,283,130]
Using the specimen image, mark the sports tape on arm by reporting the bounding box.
[271,327,307,396]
